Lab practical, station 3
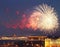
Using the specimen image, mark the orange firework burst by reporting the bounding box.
[28,11,42,30]
[28,4,59,33]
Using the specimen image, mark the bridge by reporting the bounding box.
[0,36,47,41]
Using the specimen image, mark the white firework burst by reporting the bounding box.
[28,4,59,33]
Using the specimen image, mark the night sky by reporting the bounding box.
[0,0,60,37]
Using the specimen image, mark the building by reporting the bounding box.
[45,38,60,47]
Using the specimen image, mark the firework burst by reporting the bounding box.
[28,4,59,33]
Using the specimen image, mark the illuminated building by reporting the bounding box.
[45,38,60,47]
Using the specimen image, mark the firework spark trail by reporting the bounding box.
[28,4,59,33]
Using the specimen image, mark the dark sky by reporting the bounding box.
[0,0,60,37]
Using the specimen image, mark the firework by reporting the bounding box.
[28,4,59,33]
